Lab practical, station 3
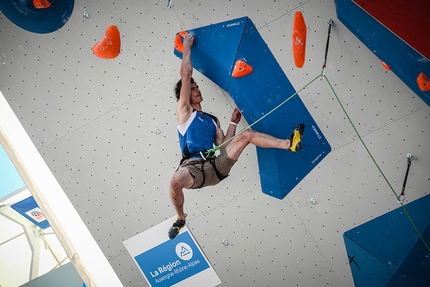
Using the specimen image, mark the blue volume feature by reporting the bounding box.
[344,194,430,287]
[0,0,74,34]
[174,17,331,199]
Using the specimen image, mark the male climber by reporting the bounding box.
[168,33,304,239]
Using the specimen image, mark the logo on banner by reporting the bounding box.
[176,242,192,260]
[25,208,46,223]
[134,231,210,286]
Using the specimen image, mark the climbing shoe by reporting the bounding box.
[168,218,186,239]
[288,123,305,152]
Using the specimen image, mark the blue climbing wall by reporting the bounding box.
[174,17,331,199]
[344,194,430,287]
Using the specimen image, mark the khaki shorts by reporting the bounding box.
[179,148,236,189]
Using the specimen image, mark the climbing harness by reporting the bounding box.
[178,150,228,188]
[177,110,228,188]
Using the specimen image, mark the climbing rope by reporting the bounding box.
[206,17,430,253]
[323,75,430,252]
[204,73,322,157]
[205,73,429,253]
[318,18,429,252]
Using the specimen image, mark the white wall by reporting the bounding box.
[1,0,429,286]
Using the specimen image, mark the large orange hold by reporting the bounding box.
[232,60,253,78]
[417,72,430,92]
[33,0,51,9]
[174,31,188,53]
[292,11,307,68]
[92,26,121,59]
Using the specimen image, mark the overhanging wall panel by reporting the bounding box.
[175,17,331,199]
[344,194,430,286]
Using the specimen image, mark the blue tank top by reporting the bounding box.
[178,110,217,158]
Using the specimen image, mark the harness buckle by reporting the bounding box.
[199,151,207,160]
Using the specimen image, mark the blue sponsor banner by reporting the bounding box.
[124,216,221,287]
[135,231,209,287]
[0,144,25,200]
[11,196,50,229]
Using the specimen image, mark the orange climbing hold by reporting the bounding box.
[380,60,391,71]
[33,0,51,9]
[92,26,121,59]
[232,60,253,78]
[174,31,188,53]
[417,72,430,92]
[292,11,307,68]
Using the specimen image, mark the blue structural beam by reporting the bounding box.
[174,17,331,199]
[335,0,430,107]
[344,194,430,287]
